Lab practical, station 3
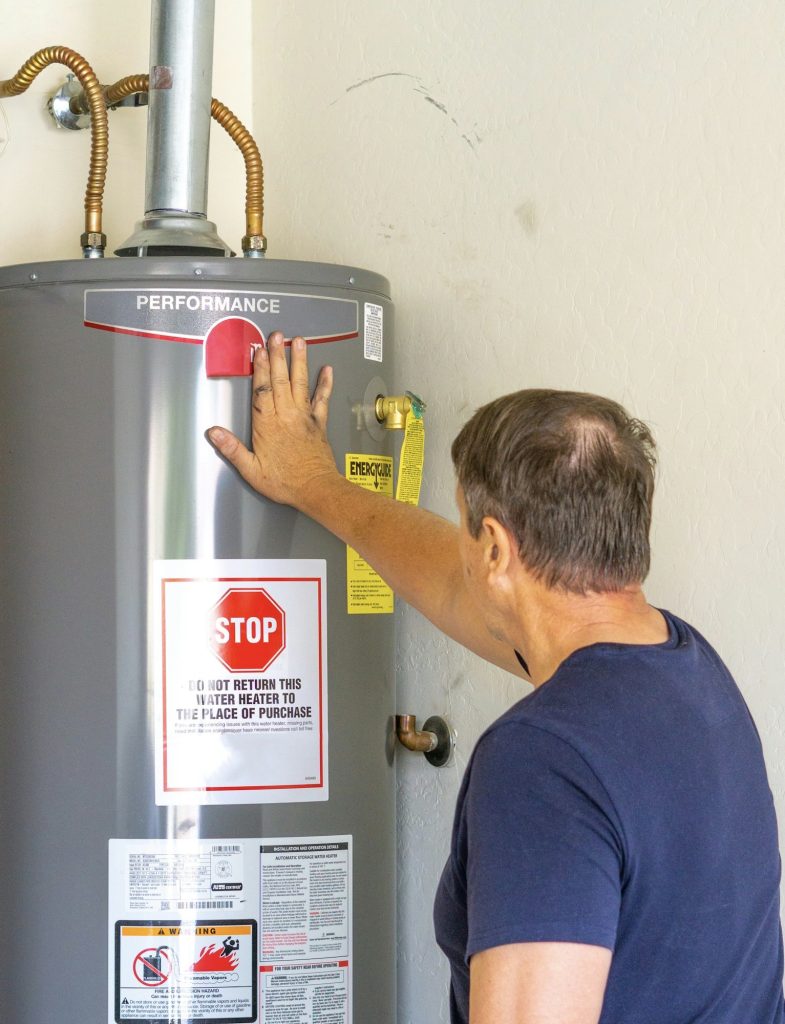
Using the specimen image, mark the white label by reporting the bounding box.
[153,559,328,805]
[363,302,383,362]
[109,836,351,1024]
[260,837,352,1023]
[123,843,246,914]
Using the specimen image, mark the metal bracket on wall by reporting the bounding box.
[395,713,454,768]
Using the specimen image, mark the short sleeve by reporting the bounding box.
[462,721,623,960]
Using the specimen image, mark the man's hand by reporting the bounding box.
[207,331,338,510]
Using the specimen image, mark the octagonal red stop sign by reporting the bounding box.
[209,587,286,673]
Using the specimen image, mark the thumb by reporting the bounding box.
[207,426,257,482]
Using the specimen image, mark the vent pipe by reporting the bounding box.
[117,0,231,256]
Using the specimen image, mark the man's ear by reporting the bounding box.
[480,516,515,581]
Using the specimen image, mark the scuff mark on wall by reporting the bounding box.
[334,71,480,154]
[422,94,454,121]
[515,200,539,236]
[342,70,421,96]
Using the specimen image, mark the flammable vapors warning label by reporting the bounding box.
[114,920,257,1023]
[345,455,394,614]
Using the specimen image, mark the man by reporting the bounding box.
[208,332,784,1024]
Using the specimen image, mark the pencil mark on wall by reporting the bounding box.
[339,71,420,99]
[421,94,454,121]
[333,71,481,155]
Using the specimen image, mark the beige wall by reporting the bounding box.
[252,2,785,1020]
[0,0,252,263]
[3,3,784,1022]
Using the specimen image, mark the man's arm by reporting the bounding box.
[207,332,526,678]
[470,942,611,1024]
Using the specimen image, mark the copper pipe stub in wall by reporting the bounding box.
[395,714,454,768]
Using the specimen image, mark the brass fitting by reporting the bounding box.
[375,394,412,430]
[241,234,267,258]
[80,231,107,258]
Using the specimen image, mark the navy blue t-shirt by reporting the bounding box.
[434,610,784,1023]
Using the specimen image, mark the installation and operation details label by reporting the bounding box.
[259,839,352,1023]
[153,559,327,805]
[109,835,352,1024]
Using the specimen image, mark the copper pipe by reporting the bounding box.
[210,96,265,248]
[0,46,108,246]
[395,715,438,754]
[103,75,265,250]
[103,74,149,108]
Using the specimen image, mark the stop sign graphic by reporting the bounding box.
[209,588,286,673]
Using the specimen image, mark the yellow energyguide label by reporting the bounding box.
[345,454,395,614]
[395,404,425,506]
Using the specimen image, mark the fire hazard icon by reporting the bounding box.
[209,587,286,673]
[191,937,241,972]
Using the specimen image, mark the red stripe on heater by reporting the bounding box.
[84,321,359,347]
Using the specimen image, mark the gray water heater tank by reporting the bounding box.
[0,257,396,1024]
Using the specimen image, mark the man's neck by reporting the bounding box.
[512,585,669,688]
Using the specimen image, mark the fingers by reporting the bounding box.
[289,336,312,410]
[267,331,294,409]
[311,366,333,430]
[251,344,274,416]
[207,427,258,484]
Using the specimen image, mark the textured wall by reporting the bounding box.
[252,2,785,1020]
[3,3,784,1020]
[0,0,253,264]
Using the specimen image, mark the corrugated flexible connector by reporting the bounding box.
[101,74,266,256]
[0,46,108,257]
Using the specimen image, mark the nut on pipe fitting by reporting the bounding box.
[242,234,267,257]
[395,714,454,768]
[80,231,107,259]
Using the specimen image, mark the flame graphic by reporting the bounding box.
[191,943,240,972]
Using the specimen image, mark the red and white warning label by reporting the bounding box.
[114,921,257,1023]
[260,838,352,1023]
[153,559,328,805]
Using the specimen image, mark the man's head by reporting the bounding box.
[451,390,657,595]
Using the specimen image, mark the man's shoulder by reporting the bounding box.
[487,608,748,766]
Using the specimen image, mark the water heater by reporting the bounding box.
[0,4,399,1022]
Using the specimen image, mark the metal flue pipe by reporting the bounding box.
[117,0,231,256]
[145,0,214,218]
